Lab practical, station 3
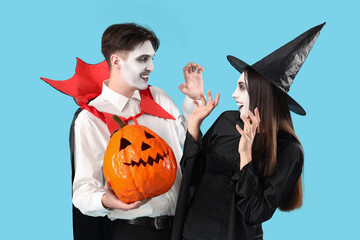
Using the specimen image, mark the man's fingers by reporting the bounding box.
[188,62,196,67]
[184,62,204,74]
[187,66,192,74]
[183,65,191,76]
[122,200,142,210]
[126,198,150,209]
[183,65,187,74]
[142,198,151,205]
[184,62,194,70]
[197,66,204,74]
[179,83,190,95]
[184,63,192,74]
[178,82,185,91]
[193,64,201,73]
[187,62,195,73]
[104,181,110,190]
[188,66,193,73]
[131,200,143,207]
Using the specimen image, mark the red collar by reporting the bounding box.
[41,58,175,134]
[78,87,175,134]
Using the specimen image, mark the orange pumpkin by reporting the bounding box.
[103,117,177,203]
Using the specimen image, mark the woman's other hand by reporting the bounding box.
[236,108,260,170]
[188,90,220,141]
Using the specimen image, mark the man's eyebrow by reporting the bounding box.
[137,54,155,58]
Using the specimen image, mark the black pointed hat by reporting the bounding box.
[227,22,325,116]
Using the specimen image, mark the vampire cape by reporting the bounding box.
[171,111,303,240]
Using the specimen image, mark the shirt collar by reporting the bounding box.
[102,80,141,112]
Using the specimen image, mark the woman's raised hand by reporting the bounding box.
[236,108,261,170]
[188,90,220,141]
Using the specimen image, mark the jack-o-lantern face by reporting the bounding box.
[103,124,177,204]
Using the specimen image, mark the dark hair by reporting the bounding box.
[245,67,303,211]
[101,23,160,67]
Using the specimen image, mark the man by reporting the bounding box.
[71,23,204,239]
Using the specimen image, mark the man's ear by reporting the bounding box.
[110,54,122,70]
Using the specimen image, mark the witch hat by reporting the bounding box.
[227,22,325,115]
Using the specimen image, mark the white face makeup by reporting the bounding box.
[120,40,155,90]
[232,72,250,117]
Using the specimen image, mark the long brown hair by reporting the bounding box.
[245,67,303,211]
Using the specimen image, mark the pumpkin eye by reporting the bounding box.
[145,131,155,139]
[141,142,151,151]
[120,138,131,150]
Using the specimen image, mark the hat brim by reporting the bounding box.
[227,55,249,74]
[227,55,306,116]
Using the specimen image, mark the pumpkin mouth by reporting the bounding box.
[123,149,169,167]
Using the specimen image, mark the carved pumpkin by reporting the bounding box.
[103,116,177,203]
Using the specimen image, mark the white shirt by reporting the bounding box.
[72,80,193,220]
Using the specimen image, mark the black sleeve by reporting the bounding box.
[180,111,234,188]
[171,131,205,240]
[180,130,211,190]
[231,142,304,225]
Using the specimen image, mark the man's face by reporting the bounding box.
[232,72,250,117]
[120,40,155,90]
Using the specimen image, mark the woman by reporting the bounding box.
[171,23,325,240]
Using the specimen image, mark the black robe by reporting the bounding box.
[171,111,303,240]
[70,108,115,240]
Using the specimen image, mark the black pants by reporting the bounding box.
[112,220,171,240]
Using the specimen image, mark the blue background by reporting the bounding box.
[1,0,359,239]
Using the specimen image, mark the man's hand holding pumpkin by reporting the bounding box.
[101,181,150,211]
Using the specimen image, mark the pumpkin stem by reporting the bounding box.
[112,115,126,129]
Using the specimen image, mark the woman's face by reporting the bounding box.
[232,72,250,117]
